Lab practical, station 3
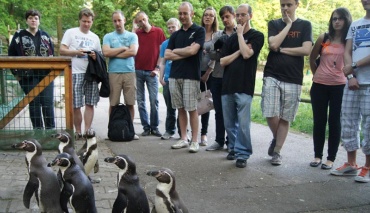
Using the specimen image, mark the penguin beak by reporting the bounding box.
[11,141,27,149]
[104,157,116,163]
[147,170,160,177]
[48,158,60,167]
[50,133,61,138]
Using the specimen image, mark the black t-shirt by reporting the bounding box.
[221,29,265,96]
[167,23,205,80]
[263,18,312,85]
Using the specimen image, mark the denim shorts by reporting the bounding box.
[72,73,99,108]
[169,78,200,111]
[261,77,301,122]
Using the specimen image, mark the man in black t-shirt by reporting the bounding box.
[220,4,264,168]
[165,2,205,153]
[261,0,313,166]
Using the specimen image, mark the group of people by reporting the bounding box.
[8,0,370,182]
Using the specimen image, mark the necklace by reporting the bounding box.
[333,54,339,68]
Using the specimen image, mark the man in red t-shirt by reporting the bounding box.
[134,11,166,137]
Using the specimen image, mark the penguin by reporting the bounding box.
[77,128,99,176]
[51,131,85,172]
[146,168,188,213]
[104,155,150,213]
[11,139,63,213]
[48,152,97,213]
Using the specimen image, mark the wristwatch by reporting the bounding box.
[351,62,357,69]
[347,74,355,80]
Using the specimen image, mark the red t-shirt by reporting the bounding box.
[135,26,166,71]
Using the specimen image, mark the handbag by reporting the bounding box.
[197,83,214,115]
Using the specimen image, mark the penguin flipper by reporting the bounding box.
[94,160,99,173]
[60,182,73,212]
[112,192,127,213]
[23,174,39,208]
[151,206,157,213]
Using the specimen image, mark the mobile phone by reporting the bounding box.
[83,51,92,54]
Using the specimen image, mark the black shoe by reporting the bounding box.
[268,139,276,156]
[141,129,151,136]
[151,129,162,137]
[226,151,235,160]
[236,159,247,168]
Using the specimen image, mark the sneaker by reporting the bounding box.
[189,142,199,153]
[141,129,151,136]
[133,134,139,140]
[226,150,235,160]
[151,129,162,137]
[330,162,358,176]
[355,167,370,183]
[236,159,247,168]
[161,132,174,140]
[171,139,189,149]
[199,140,208,146]
[271,152,282,165]
[206,142,224,151]
[268,139,276,156]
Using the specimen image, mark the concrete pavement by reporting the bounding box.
[1,94,370,212]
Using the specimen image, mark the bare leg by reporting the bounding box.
[348,150,357,166]
[189,110,199,142]
[127,105,135,122]
[74,107,82,133]
[178,108,188,141]
[267,116,279,139]
[84,105,94,131]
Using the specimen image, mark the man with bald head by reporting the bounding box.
[165,2,205,153]
[220,4,264,168]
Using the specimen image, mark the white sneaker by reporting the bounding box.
[171,139,189,149]
[189,142,199,153]
[161,132,174,140]
[133,134,139,140]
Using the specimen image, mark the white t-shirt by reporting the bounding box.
[347,18,370,85]
[61,27,101,74]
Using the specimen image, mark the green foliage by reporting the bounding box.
[0,0,365,61]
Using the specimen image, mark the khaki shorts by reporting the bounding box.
[261,77,301,122]
[109,73,136,106]
[169,78,200,111]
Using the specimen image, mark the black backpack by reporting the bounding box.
[108,104,135,142]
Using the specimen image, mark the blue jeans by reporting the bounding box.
[19,73,55,129]
[163,81,177,134]
[210,76,226,146]
[136,70,159,131]
[222,93,253,160]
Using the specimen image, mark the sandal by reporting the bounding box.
[310,159,322,167]
[321,161,333,170]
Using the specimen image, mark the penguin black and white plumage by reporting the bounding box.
[51,131,85,172]
[104,155,150,213]
[48,152,97,213]
[77,128,99,176]
[146,168,188,213]
[11,139,63,213]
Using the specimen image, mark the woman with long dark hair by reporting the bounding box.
[309,7,352,170]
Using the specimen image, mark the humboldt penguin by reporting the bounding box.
[51,131,85,172]
[11,139,63,213]
[48,152,97,213]
[147,168,188,213]
[104,155,150,213]
[77,128,99,176]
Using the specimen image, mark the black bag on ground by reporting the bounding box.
[108,104,135,142]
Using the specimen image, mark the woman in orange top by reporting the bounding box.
[309,7,352,170]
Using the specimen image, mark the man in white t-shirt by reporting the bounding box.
[60,8,102,139]
[330,0,370,183]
